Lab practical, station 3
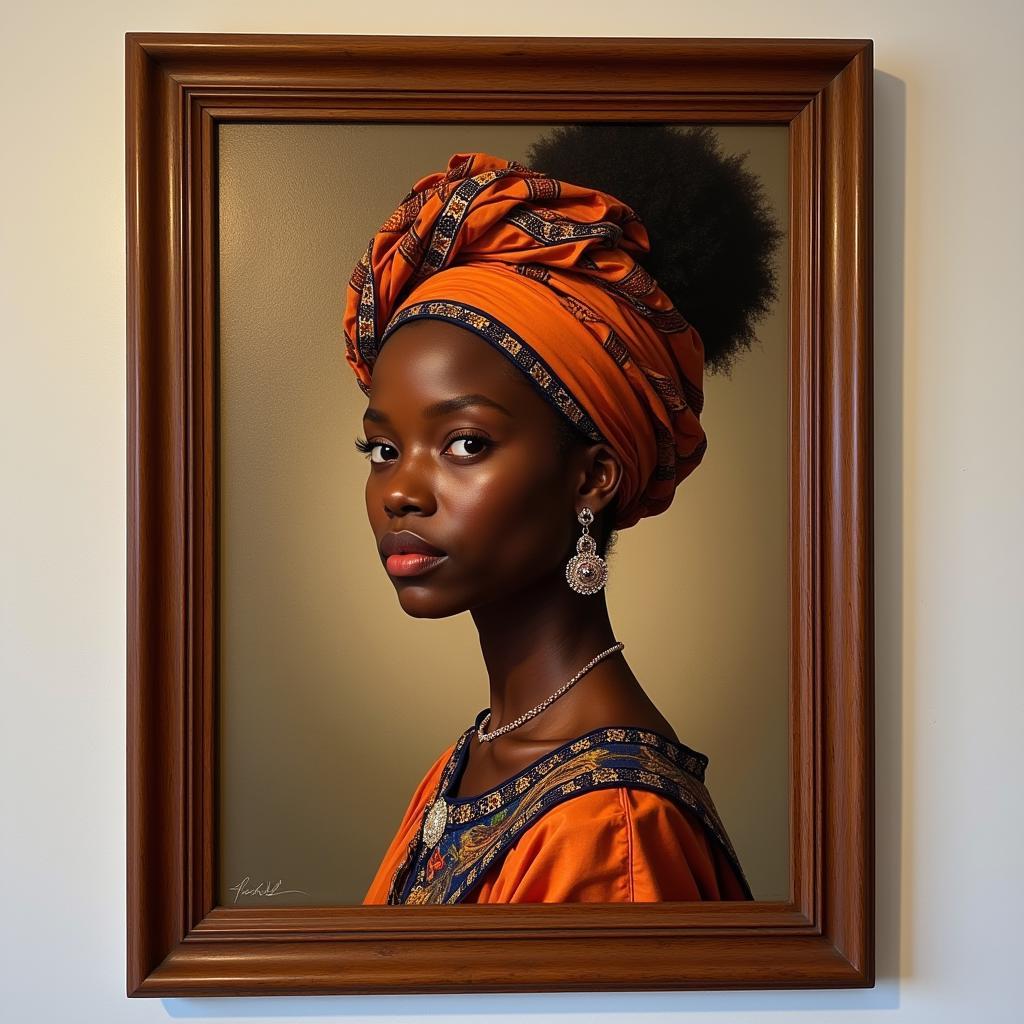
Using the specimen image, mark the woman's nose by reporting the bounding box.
[382,448,436,518]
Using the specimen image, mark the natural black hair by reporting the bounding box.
[526,124,784,376]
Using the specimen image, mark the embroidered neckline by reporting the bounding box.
[388,707,754,904]
[440,708,710,817]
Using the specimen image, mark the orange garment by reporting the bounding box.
[363,740,751,904]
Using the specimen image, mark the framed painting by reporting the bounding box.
[126,32,873,994]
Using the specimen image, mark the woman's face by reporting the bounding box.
[359,318,596,618]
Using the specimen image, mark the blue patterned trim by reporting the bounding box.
[504,204,624,249]
[355,239,379,364]
[416,168,517,281]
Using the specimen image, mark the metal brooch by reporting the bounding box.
[422,796,448,848]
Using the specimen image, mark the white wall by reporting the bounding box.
[3,1,1020,1021]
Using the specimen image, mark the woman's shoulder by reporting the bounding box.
[471,784,749,902]
[525,784,710,839]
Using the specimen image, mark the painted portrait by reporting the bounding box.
[215,122,789,907]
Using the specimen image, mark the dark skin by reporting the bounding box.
[359,318,678,800]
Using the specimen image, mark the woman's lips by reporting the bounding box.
[385,552,449,578]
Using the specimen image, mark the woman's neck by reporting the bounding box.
[469,567,632,742]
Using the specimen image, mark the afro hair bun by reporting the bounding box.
[526,124,784,375]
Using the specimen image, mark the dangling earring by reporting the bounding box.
[565,507,608,595]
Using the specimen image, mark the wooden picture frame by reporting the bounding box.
[126,32,874,995]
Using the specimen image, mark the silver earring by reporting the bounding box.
[565,507,608,595]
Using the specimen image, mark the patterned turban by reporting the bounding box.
[342,151,707,530]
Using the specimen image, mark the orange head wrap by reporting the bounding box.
[342,151,707,531]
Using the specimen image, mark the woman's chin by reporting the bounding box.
[393,584,466,620]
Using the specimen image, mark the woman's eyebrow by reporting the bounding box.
[363,394,513,423]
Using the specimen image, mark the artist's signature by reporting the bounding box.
[228,876,309,904]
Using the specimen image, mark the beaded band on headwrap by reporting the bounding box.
[342,151,708,530]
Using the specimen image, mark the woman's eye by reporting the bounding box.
[446,434,491,458]
[368,444,396,464]
[354,436,396,463]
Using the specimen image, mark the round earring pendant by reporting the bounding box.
[566,550,608,595]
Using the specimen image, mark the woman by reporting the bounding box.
[343,144,764,905]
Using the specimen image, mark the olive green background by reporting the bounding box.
[216,123,790,906]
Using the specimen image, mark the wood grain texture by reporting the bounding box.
[126,32,874,995]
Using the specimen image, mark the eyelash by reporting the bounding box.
[353,430,493,463]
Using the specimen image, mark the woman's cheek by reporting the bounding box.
[469,471,565,567]
[438,465,512,532]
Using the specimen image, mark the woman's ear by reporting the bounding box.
[575,443,622,520]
